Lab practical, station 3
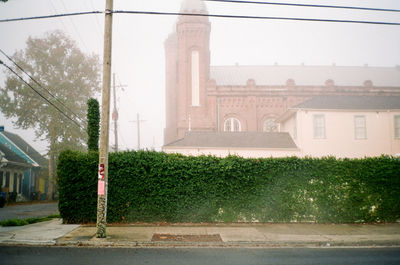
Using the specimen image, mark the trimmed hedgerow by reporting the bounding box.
[57,150,400,224]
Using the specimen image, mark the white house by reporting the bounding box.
[277,96,400,158]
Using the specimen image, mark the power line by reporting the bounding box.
[0,11,102,23]
[0,10,399,26]
[59,0,89,52]
[204,0,400,13]
[0,60,84,130]
[49,0,71,38]
[113,10,400,26]
[87,0,104,44]
[0,48,87,124]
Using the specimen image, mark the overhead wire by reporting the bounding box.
[0,10,399,25]
[58,0,90,52]
[113,10,400,26]
[87,0,104,44]
[49,0,71,37]
[0,48,87,124]
[0,11,102,23]
[203,0,400,13]
[0,60,84,130]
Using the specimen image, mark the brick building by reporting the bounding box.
[164,0,400,146]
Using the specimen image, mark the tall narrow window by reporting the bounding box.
[224,118,241,132]
[313,114,325,139]
[191,50,200,106]
[354,115,367,139]
[0,171,3,188]
[395,115,400,139]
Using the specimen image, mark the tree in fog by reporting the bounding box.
[0,30,100,199]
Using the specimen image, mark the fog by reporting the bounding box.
[0,0,399,155]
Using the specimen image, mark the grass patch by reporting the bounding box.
[0,214,61,227]
[0,219,28,226]
[46,214,61,219]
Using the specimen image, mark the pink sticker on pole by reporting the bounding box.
[98,180,105,195]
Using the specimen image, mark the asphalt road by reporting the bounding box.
[0,202,58,221]
[0,247,399,265]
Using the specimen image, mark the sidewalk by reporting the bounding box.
[1,219,400,248]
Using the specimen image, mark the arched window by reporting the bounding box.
[263,118,277,132]
[224,118,241,132]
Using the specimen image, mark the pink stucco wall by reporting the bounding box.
[282,110,400,158]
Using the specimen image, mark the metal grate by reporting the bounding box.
[152,234,223,242]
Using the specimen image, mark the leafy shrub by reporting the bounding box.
[57,150,400,224]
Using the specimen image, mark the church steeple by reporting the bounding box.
[180,0,208,13]
[164,0,212,144]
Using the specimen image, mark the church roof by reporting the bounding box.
[293,95,400,110]
[210,65,400,87]
[180,0,208,13]
[164,132,298,149]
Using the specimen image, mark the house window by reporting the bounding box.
[395,115,400,139]
[354,115,367,139]
[313,114,325,139]
[224,118,241,132]
[191,50,200,106]
[263,119,277,132]
[0,171,3,187]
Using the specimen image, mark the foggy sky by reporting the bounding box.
[0,0,399,155]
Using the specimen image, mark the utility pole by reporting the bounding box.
[96,0,113,239]
[112,73,127,152]
[112,73,118,152]
[130,113,146,150]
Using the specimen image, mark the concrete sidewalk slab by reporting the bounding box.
[56,223,400,248]
[0,219,79,245]
[1,220,400,248]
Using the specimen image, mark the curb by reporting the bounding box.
[52,239,400,248]
[2,239,400,248]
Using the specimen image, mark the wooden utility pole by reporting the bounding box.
[112,73,118,152]
[111,73,127,152]
[130,113,146,150]
[96,0,113,238]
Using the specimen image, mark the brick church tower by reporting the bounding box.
[164,0,400,146]
[164,0,213,145]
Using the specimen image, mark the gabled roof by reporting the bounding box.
[0,131,46,167]
[164,132,298,149]
[293,96,400,110]
[210,65,400,87]
[0,142,31,166]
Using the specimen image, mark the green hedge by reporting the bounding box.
[57,150,400,224]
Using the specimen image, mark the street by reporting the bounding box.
[0,202,58,222]
[0,246,399,265]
